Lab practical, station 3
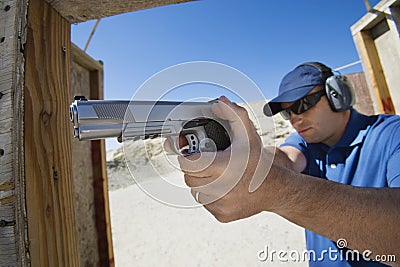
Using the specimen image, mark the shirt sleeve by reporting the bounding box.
[279,132,309,162]
[386,117,400,187]
[387,148,400,187]
[387,149,400,187]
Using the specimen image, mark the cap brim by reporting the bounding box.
[263,85,316,116]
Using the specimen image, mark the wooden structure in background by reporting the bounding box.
[43,0,190,23]
[346,72,375,115]
[0,0,28,266]
[351,0,400,114]
[71,43,114,267]
[3,0,396,266]
[0,0,191,266]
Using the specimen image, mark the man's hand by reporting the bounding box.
[173,96,282,222]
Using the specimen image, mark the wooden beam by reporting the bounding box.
[24,0,79,266]
[89,57,115,266]
[351,0,397,33]
[0,0,29,266]
[91,139,115,266]
[353,30,396,114]
[71,43,103,71]
[43,0,193,23]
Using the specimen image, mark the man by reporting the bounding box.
[175,62,400,266]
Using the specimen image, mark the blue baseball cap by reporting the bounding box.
[264,64,327,116]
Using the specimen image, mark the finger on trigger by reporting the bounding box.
[163,138,174,154]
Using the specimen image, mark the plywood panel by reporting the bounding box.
[376,5,400,113]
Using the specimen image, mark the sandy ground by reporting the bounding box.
[109,172,307,267]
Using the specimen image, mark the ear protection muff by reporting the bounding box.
[299,62,356,112]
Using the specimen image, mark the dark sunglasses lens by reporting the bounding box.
[280,90,325,120]
[299,99,312,113]
[280,110,291,120]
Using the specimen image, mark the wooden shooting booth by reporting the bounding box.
[351,0,400,115]
[1,0,399,266]
[0,0,190,266]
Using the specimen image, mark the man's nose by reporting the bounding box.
[289,112,303,125]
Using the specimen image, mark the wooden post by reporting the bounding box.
[90,71,115,266]
[0,0,29,266]
[351,0,399,114]
[24,0,79,265]
[353,30,396,114]
[2,0,192,265]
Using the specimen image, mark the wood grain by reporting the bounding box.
[353,30,396,114]
[24,0,79,266]
[43,0,193,23]
[89,64,115,266]
[71,43,115,266]
[0,0,29,266]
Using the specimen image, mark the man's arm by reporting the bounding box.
[273,126,400,262]
[269,165,400,262]
[275,146,307,173]
[179,96,400,263]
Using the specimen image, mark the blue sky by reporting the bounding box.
[71,0,379,149]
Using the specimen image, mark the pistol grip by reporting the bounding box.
[182,119,231,155]
[167,119,231,156]
[202,120,231,151]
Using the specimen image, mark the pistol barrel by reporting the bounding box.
[70,97,216,141]
[70,99,130,140]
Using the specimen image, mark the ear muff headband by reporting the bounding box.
[298,62,355,112]
[299,62,334,82]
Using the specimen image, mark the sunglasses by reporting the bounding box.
[280,90,326,120]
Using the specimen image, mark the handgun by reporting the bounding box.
[69,96,231,155]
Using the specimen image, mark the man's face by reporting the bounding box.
[280,86,347,146]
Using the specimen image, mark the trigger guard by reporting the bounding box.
[166,136,181,155]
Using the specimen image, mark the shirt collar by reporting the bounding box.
[334,109,374,148]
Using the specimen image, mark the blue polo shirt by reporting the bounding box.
[280,109,400,266]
